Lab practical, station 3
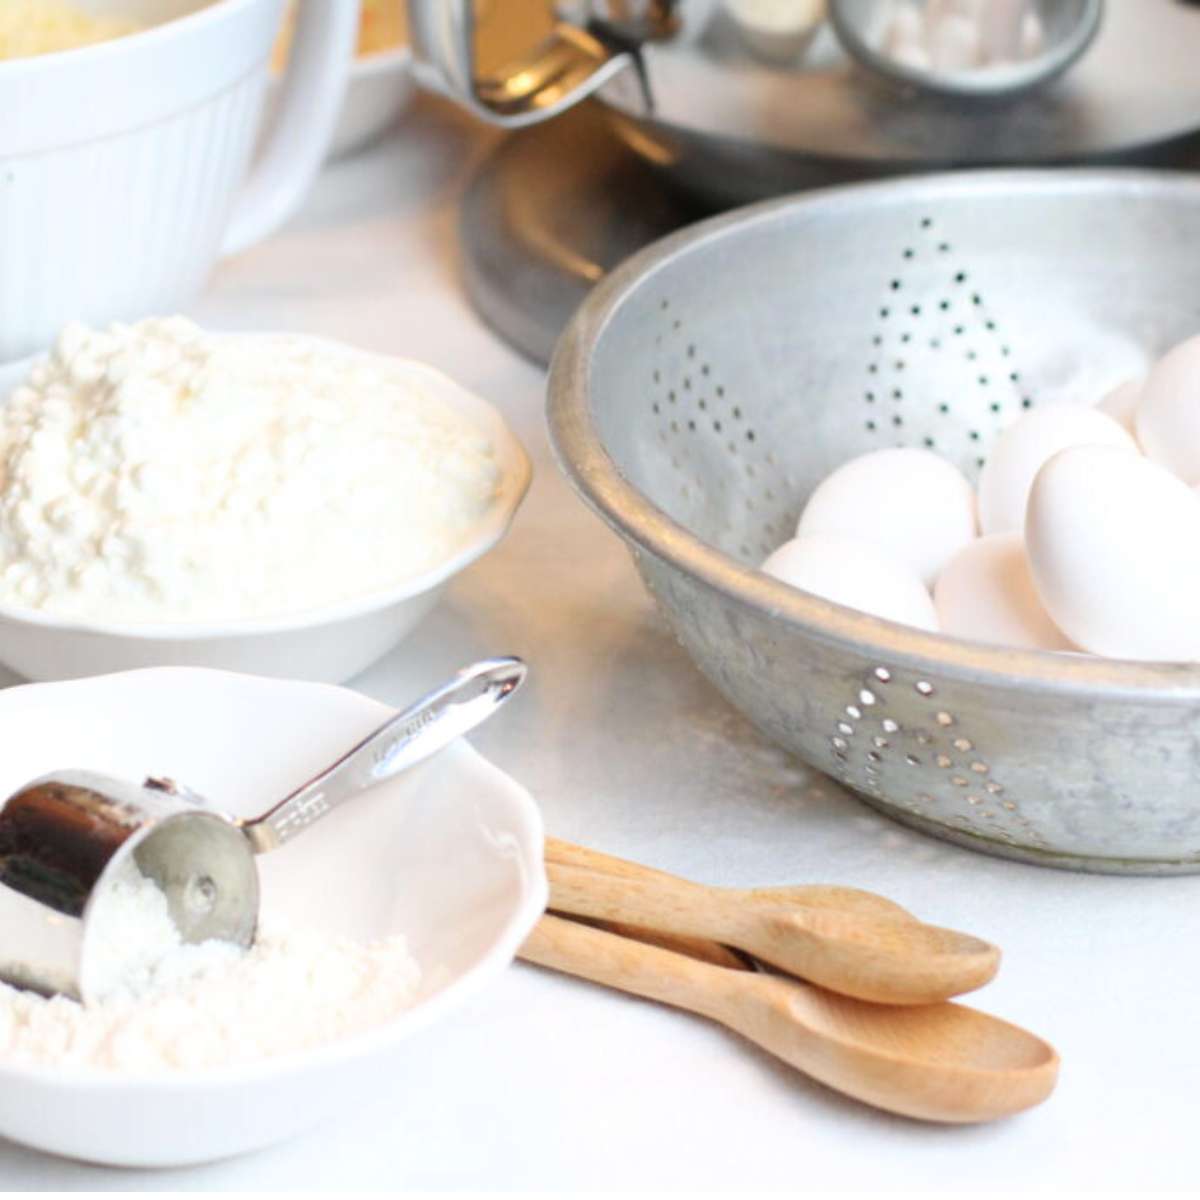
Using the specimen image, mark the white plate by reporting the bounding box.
[0,668,547,1166]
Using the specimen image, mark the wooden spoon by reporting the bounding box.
[545,859,1000,1005]
[545,836,918,970]
[545,836,917,921]
[521,914,1058,1124]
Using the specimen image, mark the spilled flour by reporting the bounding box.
[0,861,422,1073]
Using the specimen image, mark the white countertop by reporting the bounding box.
[4,97,1200,1192]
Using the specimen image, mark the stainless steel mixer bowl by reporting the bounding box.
[413,0,1200,207]
[547,168,1200,874]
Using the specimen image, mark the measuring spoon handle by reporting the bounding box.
[243,657,527,853]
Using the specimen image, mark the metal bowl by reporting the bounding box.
[827,0,1104,104]
[548,168,1200,874]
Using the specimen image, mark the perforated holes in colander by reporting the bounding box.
[649,298,792,562]
[863,216,1036,475]
[824,666,1047,849]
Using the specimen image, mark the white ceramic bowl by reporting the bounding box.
[0,667,547,1167]
[332,47,416,158]
[0,0,358,364]
[271,47,416,160]
[0,343,530,684]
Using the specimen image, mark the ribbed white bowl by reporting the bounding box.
[0,0,355,363]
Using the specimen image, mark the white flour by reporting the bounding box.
[0,863,422,1074]
[0,317,501,623]
[83,857,245,1004]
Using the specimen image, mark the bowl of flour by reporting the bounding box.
[0,318,531,683]
[0,667,546,1166]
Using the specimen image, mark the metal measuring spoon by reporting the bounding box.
[828,0,1103,103]
[0,658,526,1002]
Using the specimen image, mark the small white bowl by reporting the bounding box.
[269,46,416,162]
[0,667,547,1167]
[332,47,416,158]
[0,342,530,684]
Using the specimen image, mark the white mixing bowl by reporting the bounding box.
[0,0,358,364]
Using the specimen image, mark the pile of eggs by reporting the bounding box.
[883,0,1044,73]
[762,332,1200,663]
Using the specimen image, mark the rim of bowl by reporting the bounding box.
[0,339,531,639]
[0,0,280,71]
[0,668,548,1087]
[546,164,1200,701]
[350,44,412,77]
[271,43,412,82]
[827,0,1105,102]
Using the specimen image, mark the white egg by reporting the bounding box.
[1096,377,1142,437]
[977,405,1137,536]
[884,1,929,67]
[978,0,1027,62]
[1019,8,1043,57]
[796,447,976,586]
[928,11,982,69]
[762,535,939,632]
[1136,334,1200,484]
[1026,445,1200,661]
[934,532,1073,651]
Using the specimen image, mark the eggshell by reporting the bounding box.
[1019,9,1043,57]
[796,447,977,586]
[977,406,1137,536]
[934,532,1073,651]
[1097,377,1142,437]
[1135,334,1200,484]
[928,11,982,70]
[884,1,928,66]
[978,0,1027,62]
[1026,446,1200,661]
[761,534,939,632]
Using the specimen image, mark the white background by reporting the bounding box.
[2,98,1198,1192]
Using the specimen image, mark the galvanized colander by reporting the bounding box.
[548,168,1200,874]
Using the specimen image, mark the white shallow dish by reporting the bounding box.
[0,342,530,684]
[0,667,547,1167]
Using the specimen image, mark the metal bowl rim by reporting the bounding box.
[826,0,1106,102]
[546,165,1200,701]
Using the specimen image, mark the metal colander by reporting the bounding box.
[548,169,1200,875]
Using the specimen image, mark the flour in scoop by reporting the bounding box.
[0,862,422,1073]
[0,317,501,622]
[82,857,244,1004]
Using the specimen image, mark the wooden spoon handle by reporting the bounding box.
[566,919,749,970]
[545,837,748,970]
[522,912,739,1021]
[545,836,916,922]
[546,859,746,946]
[545,836,691,885]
